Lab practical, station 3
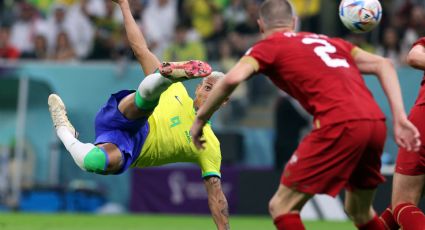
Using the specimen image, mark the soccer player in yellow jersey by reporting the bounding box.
[47,0,229,229]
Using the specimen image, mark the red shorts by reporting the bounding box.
[281,120,386,197]
[395,105,425,175]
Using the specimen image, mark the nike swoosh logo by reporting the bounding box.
[175,95,183,105]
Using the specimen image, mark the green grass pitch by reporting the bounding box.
[0,213,356,230]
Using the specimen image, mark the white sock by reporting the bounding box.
[138,73,173,101]
[57,126,95,171]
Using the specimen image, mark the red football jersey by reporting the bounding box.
[412,37,425,106]
[245,32,385,128]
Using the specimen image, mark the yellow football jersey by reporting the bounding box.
[131,83,222,178]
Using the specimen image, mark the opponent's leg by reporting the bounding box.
[345,189,385,230]
[391,173,425,230]
[49,94,122,174]
[269,184,312,230]
[118,60,212,120]
[379,205,399,230]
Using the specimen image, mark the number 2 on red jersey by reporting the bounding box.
[302,38,350,68]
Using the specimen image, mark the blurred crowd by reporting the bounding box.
[0,0,424,68]
[0,0,261,70]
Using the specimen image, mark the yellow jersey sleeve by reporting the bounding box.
[131,83,222,178]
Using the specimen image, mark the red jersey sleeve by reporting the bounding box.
[244,40,277,73]
[330,37,356,54]
[413,37,425,48]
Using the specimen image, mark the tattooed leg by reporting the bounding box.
[204,176,230,230]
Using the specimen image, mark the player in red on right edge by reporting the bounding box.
[379,38,425,230]
[190,1,421,229]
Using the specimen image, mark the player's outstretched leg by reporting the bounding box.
[48,94,111,174]
[391,173,425,230]
[121,60,212,120]
[345,189,386,230]
[159,60,212,81]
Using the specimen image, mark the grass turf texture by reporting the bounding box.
[0,213,356,230]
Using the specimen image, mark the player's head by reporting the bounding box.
[258,0,296,34]
[193,71,228,111]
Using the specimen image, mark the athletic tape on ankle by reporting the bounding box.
[135,90,159,110]
[83,147,108,174]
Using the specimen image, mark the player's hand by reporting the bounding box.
[191,118,207,150]
[394,117,421,152]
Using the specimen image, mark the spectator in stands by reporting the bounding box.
[129,0,144,21]
[377,27,402,67]
[43,4,73,55]
[28,0,55,16]
[234,0,260,37]
[216,39,248,125]
[223,0,247,31]
[228,0,260,57]
[87,0,121,59]
[10,3,45,57]
[142,0,177,57]
[0,26,20,60]
[51,31,76,61]
[162,23,206,61]
[184,0,218,39]
[401,5,425,59]
[205,13,227,60]
[33,34,49,60]
[291,0,321,33]
[66,0,95,59]
[218,40,237,73]
[21,33,49,60]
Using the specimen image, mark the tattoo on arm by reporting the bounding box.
[205,177,230,230]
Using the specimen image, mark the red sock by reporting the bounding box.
[356,215,385,230]
[393,203,425,230]
[379,206,399,230]
[273,213,305,230]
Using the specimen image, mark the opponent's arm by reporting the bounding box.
[114,0,160,75]
[191,59,256,149]
[204,177,230,230]
[353,48,420,151]
[406,44,425,70]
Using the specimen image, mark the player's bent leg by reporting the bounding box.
[391,173,425,230]
[56,127,122,174]
[269,184,312,230]
[95,143,123,173]
[119,61,211,120]
[345,188,385,230]
[203,176,229,230]
[392,173,424,207]
[159,60,212,80]
[118,72,174,120]
[49,94,123,174]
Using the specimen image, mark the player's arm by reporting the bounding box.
[204,177,230,230]
[406,44,425,70]
[353,47,420,151]
[114,0,160,75]
[191,57,256,149]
